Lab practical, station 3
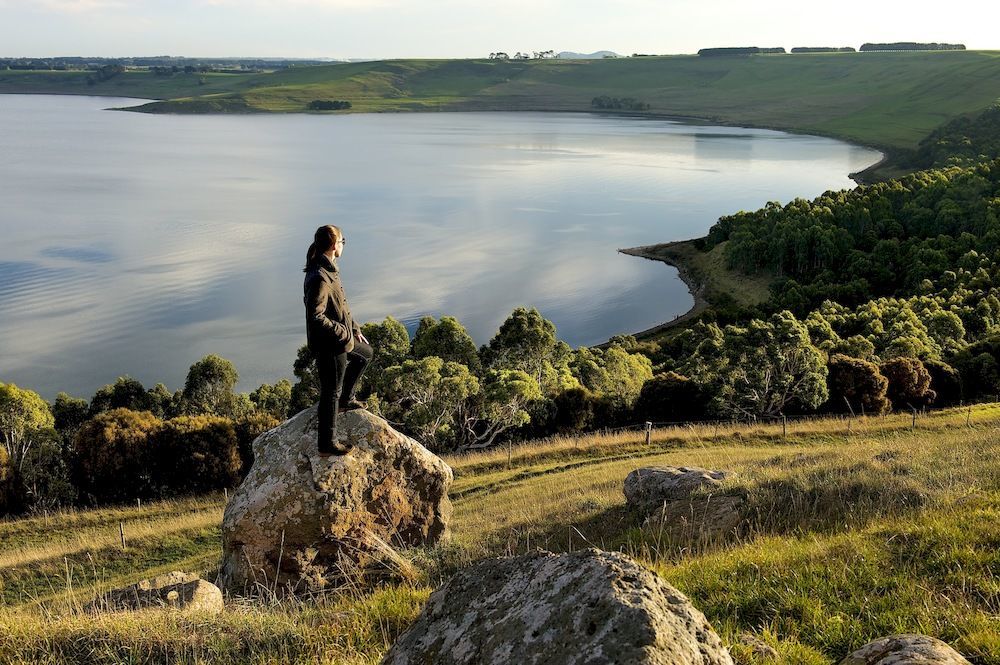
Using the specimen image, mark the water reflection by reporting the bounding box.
[0,95,881,398]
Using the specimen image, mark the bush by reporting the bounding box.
[880,357,936,410]
[923,358,963,406]
[827,355,891,415]
[0,444,16,515]
[233,412,280,476]
[18,430,77,511]
[153,416,241,493]
[633,372,706,423]
[72,409,161,504]
[552,388,598,433]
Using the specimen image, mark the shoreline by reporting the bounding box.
[617,241,710,339]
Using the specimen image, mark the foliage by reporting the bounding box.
[880,357,936,409]
[570,345,653,408]
[475,370,543,448]
[380,357,480,449]
[0,443,13,515]
[289,345,319,415]
[633,372,707,423]
[17,429,77,511]
[923,358,963,406]
[89,376,152,416]
[361,316,412,382]
[153,416,242,493]
[412,316,480,370]
[72,409,161,504]
[233,412,280,476]
[0,382,55,473]
[249,379,292,420]
[826,354,891,415]
[182,354,240,417]
[50,393,89,439]
[551,387,599,433]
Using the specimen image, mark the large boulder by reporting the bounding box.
[219,407,452,593]
[624,466,744,540]
[839,635,971,664]
[88,571,223,614]
[382,549,734,665]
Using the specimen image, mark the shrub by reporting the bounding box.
[153,416,241,493]
[827,355,891,415]
[0,444,16,515]
[633,372,707,423]
[233,412,280,476]
[72,409,161,504]
[880,357,936,410]
[18,429,77,511]
[552,387,598,433]
[922,359,962,406]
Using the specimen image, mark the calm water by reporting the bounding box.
[0,95,880,398]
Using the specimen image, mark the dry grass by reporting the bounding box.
[1,404,999,663]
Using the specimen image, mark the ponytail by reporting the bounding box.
[304,242,318,272]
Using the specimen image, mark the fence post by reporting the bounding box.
[967,405,973,427]
[911,407,917,430]
[781,415,787,440]
[119,521,127,551]
[644,422,652,445]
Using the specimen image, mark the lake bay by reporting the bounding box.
[0,94,880,398]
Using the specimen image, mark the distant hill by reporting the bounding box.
[3,51,1000,153]
[557,51,619,59]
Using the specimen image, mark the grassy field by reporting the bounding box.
[1,404,999,663]
[4,51,1000,152]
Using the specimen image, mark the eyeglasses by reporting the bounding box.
[337,237,346,245]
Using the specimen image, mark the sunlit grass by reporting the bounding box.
[1,404,998,663]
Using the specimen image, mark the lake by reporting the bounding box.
[0,94,881,398]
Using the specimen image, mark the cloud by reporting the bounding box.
[11,0,129,12]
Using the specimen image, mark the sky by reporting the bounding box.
[0,0,997,59]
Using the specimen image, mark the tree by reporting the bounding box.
[552,387,598,433]
[250,379,292,420]
[483,307,558,386]
[0,444,14,515]
[153,416,242,493]
[182,354,239,417]
[713,311,829,418]
[880,357,936,409]
[826,354,891,415]
[289,345,320,414]
[473,370,543,448]
[570,345,652,408]
[381,357,480,449]
[924,358,962,405]
[72,409,161,503]
[0,383,55,473]
[361,316,411,373]
[89,376,151,416]
[412,316,480,370]
[51,392,89,439]
[18,429,77,511]
[633,372,707,422]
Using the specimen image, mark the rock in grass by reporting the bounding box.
[382,549,734,665]
[89,571,223,614]
[623,466,744,540]
[839,634,971,664]
[219,407,452,593]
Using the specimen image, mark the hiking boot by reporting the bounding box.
[338,399,365,413]
[318,440,353,456]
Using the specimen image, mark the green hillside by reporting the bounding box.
[4,51,1000,153]
[1,406,998,663]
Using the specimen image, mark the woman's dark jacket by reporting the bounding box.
[303,254,360,355]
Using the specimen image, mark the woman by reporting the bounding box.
[303,225,374,455]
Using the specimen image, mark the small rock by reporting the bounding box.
[382,549,734,665]
[89,571,223,614]
[219,407,453,593]
[840,634,971,664]
[738,632,779,660]
[624,466,744,540]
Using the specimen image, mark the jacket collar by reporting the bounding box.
[317,254,338,273]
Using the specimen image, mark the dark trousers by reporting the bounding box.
[316,340,373,449]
